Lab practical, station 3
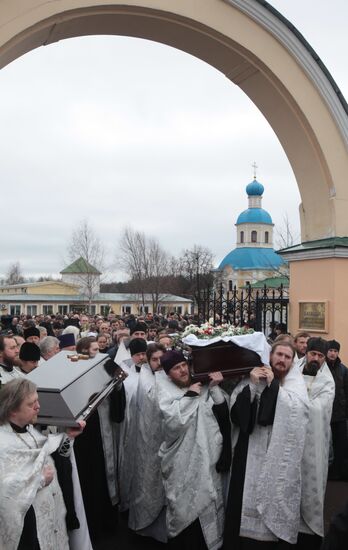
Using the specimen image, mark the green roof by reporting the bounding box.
[248,276,289,289]
[60,257,101,275]
[278,237,348,254]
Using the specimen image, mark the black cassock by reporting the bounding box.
[74,384,126,543]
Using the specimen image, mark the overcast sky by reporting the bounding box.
[0,0,347,281]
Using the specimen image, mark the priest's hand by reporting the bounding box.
[263,368,274,387]
[66,420,86,439]
[208,371,223,387]
[250,367,268,385]
[188,382,202,395]
[42,464,55,487]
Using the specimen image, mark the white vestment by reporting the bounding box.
[231,364,309,544]
[117,359,140,511]
[0,365,24,384]
[97,395,120,507]
[157,373,225,550]
[298,360,335,537]
[115,340,131,364]
[0,424,69,550]
[128,365,167,542]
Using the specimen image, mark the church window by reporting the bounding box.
[228,280,233,291]
[265,231,269,243]
[240,231,244,243]
[251,230,257,243]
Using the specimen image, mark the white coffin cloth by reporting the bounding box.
[0,424,69,550]
[157,372,224,550]
[182,331,271,366]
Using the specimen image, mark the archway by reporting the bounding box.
[1,0,348,340]
[0,0,347,242]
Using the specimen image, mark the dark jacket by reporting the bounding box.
[327,357,348,422]
[321,499,348,550]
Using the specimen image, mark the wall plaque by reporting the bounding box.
[299,301,327,332]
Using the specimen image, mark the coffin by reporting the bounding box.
[183,332,270,383]
[27,351,123,427]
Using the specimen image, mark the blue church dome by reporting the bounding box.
[246,179,264,196]
[218,247,283,270]
[236,208,273,225]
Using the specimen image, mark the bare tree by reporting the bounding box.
[176,245,215,305]
[118,227,170,313]
[67,219,105,312]
[275,213,300,250]
[5,262,25,285]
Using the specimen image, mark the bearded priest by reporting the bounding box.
[157,350,230,550]
[223,341,309,549]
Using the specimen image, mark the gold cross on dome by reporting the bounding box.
[252,161,258,179]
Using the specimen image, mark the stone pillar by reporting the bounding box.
[280,238,348,364]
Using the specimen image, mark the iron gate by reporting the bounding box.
[197,283,289,336]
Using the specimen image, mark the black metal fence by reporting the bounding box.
[197,283,289,336]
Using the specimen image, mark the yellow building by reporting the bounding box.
[0,259,192,317]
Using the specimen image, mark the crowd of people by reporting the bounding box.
[0,312,347,550]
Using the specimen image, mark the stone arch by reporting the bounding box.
[0,0,347,242]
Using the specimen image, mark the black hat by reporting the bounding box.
[19,342,41,361]
[129,338,147,356]
[161,350,186,374]
[58,333,76,349]
[327,339,340,352]
[306,337,328,356]
[23,327,40,340]
[130,322,148,335]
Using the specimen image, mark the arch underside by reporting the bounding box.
[0,1,347,242]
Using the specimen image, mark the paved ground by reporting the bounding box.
[94,481,348,549]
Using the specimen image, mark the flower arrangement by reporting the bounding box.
[181,322,254,340]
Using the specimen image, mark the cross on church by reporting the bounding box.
[252,161,258,179]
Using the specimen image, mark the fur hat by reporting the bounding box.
[58,333,76,349]
[306,337,328,356]
[327,339,340,352]
[23,327,40,340]
[19,342,41,361]
[161,350,186,374]
[129,338,147,356]
[130,322,148,335]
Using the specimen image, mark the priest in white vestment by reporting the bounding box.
[0,334,24,384]
[128,342,167,542]
[117,337,148,511]
[157,350,227,550]
[293,332,310,366]
[223,341,309,549]
[297,337,335,550]
[0,378,85,550]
